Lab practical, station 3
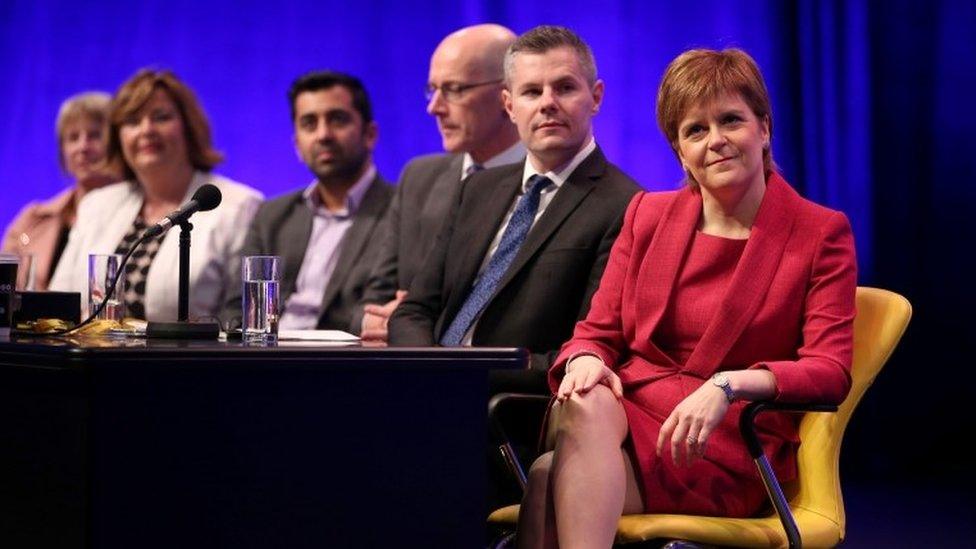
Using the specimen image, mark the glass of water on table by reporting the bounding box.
[88,253,125,321]
[242,255,280,343]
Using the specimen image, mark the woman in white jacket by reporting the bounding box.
[50,69,262,321]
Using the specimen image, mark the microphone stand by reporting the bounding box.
[178,221,191,321]
[145,221,220,339]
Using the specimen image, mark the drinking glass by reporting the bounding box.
[16,253,35,291]
[242,255,280,343]
[88,253,125,321]
[0,254,17,337]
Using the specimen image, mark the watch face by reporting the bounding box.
[712,373,735,403]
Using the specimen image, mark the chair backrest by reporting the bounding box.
[786,287,912,540]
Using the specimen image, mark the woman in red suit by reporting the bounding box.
[516,48,856,548]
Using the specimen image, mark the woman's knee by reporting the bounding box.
[561,384,623,422]
[527,451,554,481]
[557,385,626,439]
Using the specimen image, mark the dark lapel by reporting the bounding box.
[279,193,314,299]
[442,153,464,187]
[317,175,389,314]
[419,154,464,244]
[683,174,798,377]
[451,163,523,292]
[492,147,605,295]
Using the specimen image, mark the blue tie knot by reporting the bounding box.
[464,163,485,178]
[526,174,553,196]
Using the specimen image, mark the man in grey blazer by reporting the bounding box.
[354,24,524,340]
[223,71,392,331]
[389,26,640,393]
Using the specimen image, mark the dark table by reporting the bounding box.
[0,336,525,548]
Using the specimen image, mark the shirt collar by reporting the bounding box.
[520,137,596,192]
[461,140,526,179]
[302,164,376,218]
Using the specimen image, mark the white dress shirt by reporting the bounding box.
[461,137,597,344]
[460,141,526,180]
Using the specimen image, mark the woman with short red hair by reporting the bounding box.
[517,48,857,548]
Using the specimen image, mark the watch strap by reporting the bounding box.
[712,373,736,403]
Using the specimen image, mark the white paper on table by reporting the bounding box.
[277,340,359,347]
[277,329,360,342]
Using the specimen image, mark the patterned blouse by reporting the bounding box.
[113,216,164,320]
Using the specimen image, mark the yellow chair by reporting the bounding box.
[488,286,912,548]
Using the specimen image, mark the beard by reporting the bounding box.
[308,146,368,185]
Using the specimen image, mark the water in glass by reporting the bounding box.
[242,278,279,342]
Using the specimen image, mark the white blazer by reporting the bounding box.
[50,171,263,322]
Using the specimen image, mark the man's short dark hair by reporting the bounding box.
[288,70,373,124]
[504,26,598,86]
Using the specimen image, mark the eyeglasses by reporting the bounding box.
[424,79,503,103]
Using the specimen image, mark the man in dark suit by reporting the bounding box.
[354,24,524,340]
[389,26,640,393]
[223,71,392,331]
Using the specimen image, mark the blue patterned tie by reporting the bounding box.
[440,174,553,346]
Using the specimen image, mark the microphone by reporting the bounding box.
[144,184,222,238]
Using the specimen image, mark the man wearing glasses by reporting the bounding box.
[354,24,524,341]
[389,25,639,394]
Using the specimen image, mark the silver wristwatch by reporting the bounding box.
[711,372,736,403]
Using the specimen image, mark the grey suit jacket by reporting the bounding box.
[223,174,393,331]
[389,147,640,372]
[350,153,464,332]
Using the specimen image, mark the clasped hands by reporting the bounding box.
[360,290,407,345]
[556,354,730,466]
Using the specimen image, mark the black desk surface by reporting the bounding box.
[0,335,525,364]
[0,336,526,548]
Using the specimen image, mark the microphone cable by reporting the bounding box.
[14,231,152,337]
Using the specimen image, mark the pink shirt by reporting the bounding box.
[279,166,375,330]
[2,187,76,291]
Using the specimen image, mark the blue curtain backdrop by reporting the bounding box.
[0,0,872,274]
[2,1,976,482]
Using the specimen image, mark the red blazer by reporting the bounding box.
[549,173,857,516]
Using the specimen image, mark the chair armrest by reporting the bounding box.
[738,401,838,549]
[488,393,552,492]
[739,401,837,459]
[487,392,551,441]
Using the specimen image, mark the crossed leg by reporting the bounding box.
[517,384,644,548]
